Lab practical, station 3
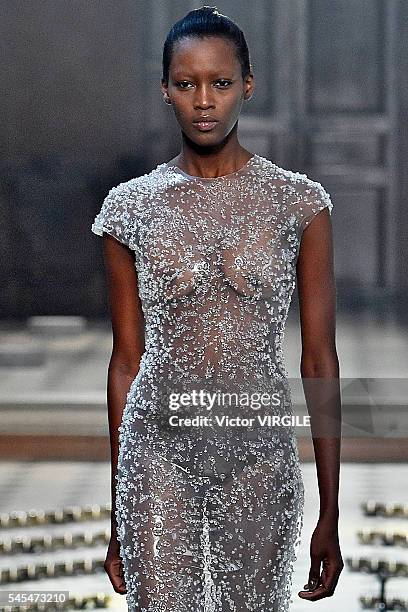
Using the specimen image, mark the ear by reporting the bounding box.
[160,79,168,98]
[244,71,254,101]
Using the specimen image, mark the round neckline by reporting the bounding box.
[165,153,258,181]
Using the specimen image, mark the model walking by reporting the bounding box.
[92,6,343,611]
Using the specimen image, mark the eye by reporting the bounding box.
[215,79,232,88]
[175,79,233,89]
[176,81,193,89]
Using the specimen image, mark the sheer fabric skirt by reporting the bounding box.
[114,375,305,612]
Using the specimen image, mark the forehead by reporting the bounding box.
[170,36,239,75]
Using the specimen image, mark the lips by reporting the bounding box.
[192,118,218,131]
[193,116,218,122]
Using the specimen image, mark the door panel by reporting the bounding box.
[145,0,402,304]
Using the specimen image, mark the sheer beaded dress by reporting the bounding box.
[91,153,333,611]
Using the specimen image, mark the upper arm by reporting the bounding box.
[91,183,133,247]
[91,182,144,374]
[294,183,336,368]
[102,234,145,375]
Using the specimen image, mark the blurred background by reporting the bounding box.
[0,1,407,610]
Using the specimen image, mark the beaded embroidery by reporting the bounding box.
[91,153,333,611]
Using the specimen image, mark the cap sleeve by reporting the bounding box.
[91,184,131,247]
[295,180,334,240]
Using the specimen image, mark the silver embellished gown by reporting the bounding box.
[91,153,333,611]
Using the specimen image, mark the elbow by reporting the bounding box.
[108,351,144,379]
[300,348,339,378]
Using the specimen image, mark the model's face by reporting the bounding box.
[161,36,254,145]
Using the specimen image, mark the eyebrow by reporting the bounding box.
[171,72,235,79]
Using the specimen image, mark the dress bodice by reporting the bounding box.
[92,154,333,387]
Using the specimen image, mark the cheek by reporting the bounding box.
[224,94,243,119]
[171,101,186,121]
[170,95,190,118]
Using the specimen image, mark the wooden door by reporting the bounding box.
[143,0,404,309]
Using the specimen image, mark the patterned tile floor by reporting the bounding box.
[0,461,407,611]
[0,312,407,609]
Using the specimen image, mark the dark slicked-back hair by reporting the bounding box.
[162,5,251,83]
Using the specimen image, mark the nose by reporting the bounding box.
[194,84,215,109]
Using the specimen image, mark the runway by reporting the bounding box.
[0,312,407,610]
[0,461,407,611]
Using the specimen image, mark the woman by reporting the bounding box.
[91,6,343,611]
